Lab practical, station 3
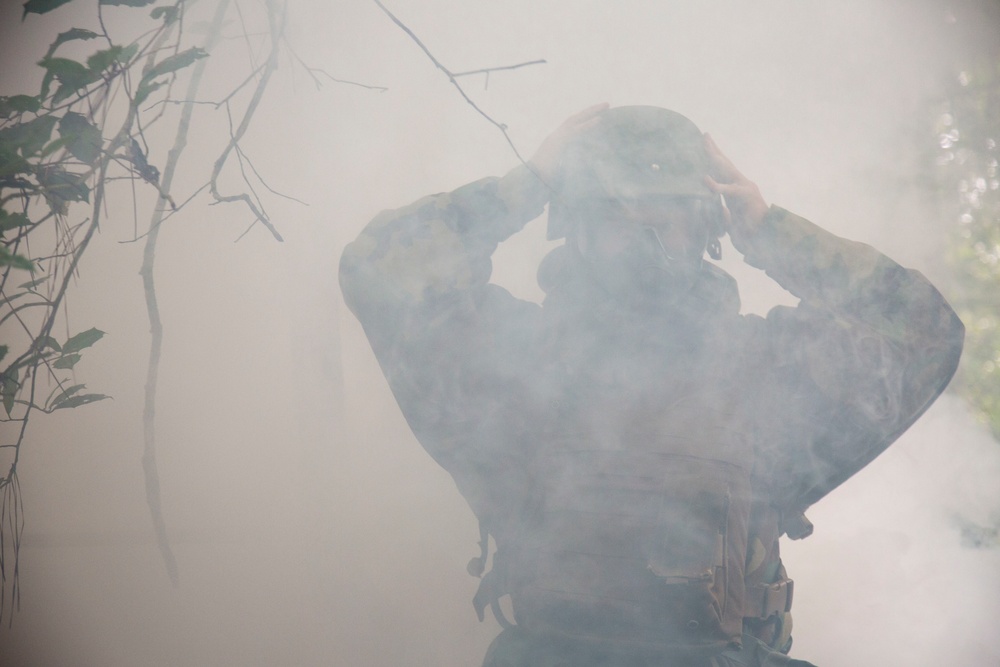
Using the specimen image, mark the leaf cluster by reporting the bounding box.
[933,58,1000,439]
[3,0,215,577]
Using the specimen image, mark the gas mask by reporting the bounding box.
[567,196,724,302]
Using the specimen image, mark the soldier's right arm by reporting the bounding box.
[338,164,550,467]
[339,165,547,339]
[340,103,608,352]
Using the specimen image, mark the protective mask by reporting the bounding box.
[575,221,704,303]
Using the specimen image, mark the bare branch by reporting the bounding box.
[208,0,285,242]
[371,0,536,165]
[283,41,387,92]
[451,58,546,78]
[309,68,388,93]
[235,144,307,205]
[117,182,211,245]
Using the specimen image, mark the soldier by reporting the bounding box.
[339,105,964,666]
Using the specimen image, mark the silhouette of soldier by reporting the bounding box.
[340,104,963,666]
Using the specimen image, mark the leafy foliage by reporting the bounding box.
[934,57,1000,440]
[2,0,292,621]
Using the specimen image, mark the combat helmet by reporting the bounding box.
[547,106,725,260]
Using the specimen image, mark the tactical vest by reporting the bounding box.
[467,284,803,657]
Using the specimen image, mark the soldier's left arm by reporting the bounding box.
[705,135,965,516]
[744,206,963,511]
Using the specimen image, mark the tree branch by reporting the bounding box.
[138,0,233,587]
[371,0,543,165]
[208,0,284,242]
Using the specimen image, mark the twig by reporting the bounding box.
[451,59,546,78]
[371,0,541,165]
[208,0,285,242]
[283,41,387,92]
[309,69,388,92]
[117,182,210,244]
[235,144,307,205]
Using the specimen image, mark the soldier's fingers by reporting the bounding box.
[704,174,746,198]
[703,133,746,183]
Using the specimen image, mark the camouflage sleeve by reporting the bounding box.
[339,164,550,474]
[742,206,965,517]
[339,164,548,344]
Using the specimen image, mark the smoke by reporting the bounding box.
[2,1,999,666]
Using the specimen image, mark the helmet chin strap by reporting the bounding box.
[635,226,702,292]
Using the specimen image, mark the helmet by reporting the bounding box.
[547,106,724,260]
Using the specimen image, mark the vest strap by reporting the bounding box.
[744,578,794,619]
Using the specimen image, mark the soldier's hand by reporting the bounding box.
[530,103,609,184]
[703,133,769,255]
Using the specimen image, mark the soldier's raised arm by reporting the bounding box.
[706,135,965,524]
[337,106,607,471]
[338,104,607,350]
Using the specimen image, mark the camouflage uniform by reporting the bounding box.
[339,162,963,666]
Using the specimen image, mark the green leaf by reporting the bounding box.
[40,134,74,158]
[0,346,7,365]
[150,5,178,24]
[18,276,48,289]
[0,245,35,272]
[53,352,81,369]
[44,28,99,59]
[0,95,41,118]
[86,45,124,74]
[63,327,104,354]
[133,48,207,106]
[37,166,89,212]
[50,393,109,410]
[86,43,138,74]
[0,115,57,156]
[0,146,31,177]
[52,84,80,105]
[100,0,156,6]
[133,80,165,107]
[49,383,84,407]
[141,47,208,85]
[1,368,18,416]
[58,112,102,164]
[38,57,95,101]
[0,210,32,233]
[22,0,73,19]
[39,335,61,352]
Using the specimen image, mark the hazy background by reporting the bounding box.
[2,1,999,665]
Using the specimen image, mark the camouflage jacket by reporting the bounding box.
[339,163,964,656]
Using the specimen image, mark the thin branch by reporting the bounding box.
[282,41,387,92]
[451,59,546,78]
[371,0,536,165]
[233,0,261,80]
[309,68,388,93]
[235,144,307,205]
[225,103,268,220]
[208,0,285,242]
[117,181,210,245]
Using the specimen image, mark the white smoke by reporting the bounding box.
[2,1,998,666]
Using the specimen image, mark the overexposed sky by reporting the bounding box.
[2,1,999,665]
